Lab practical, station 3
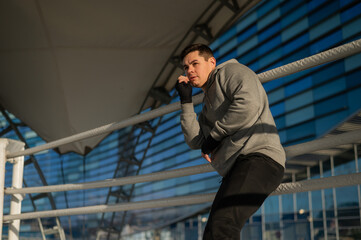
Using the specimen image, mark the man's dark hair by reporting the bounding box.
[180,43,214,61]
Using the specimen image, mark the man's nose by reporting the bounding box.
[187,66,194,74]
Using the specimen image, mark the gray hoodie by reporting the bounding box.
[180,59,286,177]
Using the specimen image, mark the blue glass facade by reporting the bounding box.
[211,0,361,147]
[1,0,361,239]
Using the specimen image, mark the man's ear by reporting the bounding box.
[210,57,216,68]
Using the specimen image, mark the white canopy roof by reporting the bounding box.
[0,0,259,155]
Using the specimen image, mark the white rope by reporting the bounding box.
[258,38,361,83]
[6,38,361,159]
[5,129,361,195]
[3,172,361,221]
[272,172,361,196]
[4,164,213,195]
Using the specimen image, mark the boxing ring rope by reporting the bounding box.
[2,130,361,222]
[1,38,361,238]
[6,38,361,160]
[4,128,361,196]
[4,172,361,222]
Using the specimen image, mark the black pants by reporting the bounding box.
[203,153,284,240]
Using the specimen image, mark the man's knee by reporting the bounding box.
[203,208,246,240]
[204,216,242,239]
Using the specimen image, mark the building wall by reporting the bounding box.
[210,0,361,147]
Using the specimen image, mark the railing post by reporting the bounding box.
[0,139,25,240]
[8,143,25,240]
[0,139,8,240]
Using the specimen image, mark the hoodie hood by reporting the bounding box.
[204,59,239,91]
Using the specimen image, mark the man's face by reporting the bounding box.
[183,51,216,89]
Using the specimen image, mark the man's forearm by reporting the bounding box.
[180,103,205,149]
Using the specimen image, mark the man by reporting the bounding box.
[175,43,285,239]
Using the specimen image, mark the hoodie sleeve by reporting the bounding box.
[209,63,262,141]
[180,103,205,149]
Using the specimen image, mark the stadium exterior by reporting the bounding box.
[1,0,361,239]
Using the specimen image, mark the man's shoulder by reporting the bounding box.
[213,59,258,90]
[216,59,241,70]
[216,59,253,78]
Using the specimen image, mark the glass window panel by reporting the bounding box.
[212,49,220,59]
[281,0,301,14]
[281,17,308,42]
[282,48,310,65]
[270,101,285,117]
[219,38,238,56]
[264,195,280,217]
[218,49,237,64]
[315,110,348,136]
[259,35,281,55]
[237,35,258,56]
[236,11,257,33]
[285,76,312,97]
[210,39,220,51]
[238,48,258,65]
[296,192,309,212]
[310,14,341,40]
[311,190,323,212]
[268,87,285,104]
[237,25,257,44]
[308,0,329,11]
[342,15,361,39]
[156,118,179,134]
[340,0,354,7]
[274,115,285,130]
[282,194,295,213]
[286,121,315,142]
[258,7,280,30]
[283,32,309,55]
[281,3,307,28]
[263,78,284,92]
[286,105,314,126]
[278,129,286,143]
[313,77,346,101]
[315,94,347,116]
[310,30,342,54]
[281,68,312,86]
[312,61,344,85]
[285,90,313,112]
[347,85,361,113]
[248,61,259,72]
[341,1,361,23]
[218,26,237,46]
[257,0,280,18]
[259,22,281,42]
[323,189,335,209]
[345,52,361,72]
[309,0,339,25]
[259,48,282,69]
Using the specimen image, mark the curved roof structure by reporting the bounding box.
[0,0,260,155]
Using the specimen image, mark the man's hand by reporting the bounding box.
[202,152,212,163]
[201,135,220,155]
[175,76,192,104]
[201,135,221,163]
